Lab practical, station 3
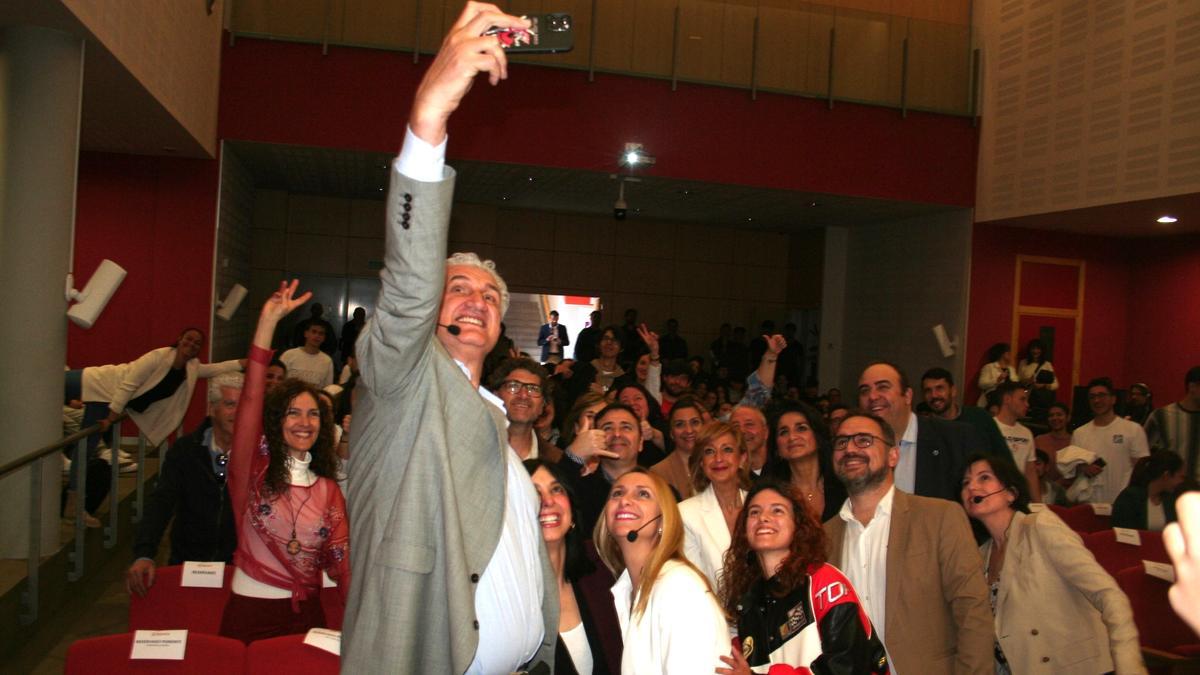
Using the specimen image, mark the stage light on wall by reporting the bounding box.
[215,283,248,321]
[65,259,127,329]
[932,323,958,358]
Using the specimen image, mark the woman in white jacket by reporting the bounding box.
[64,328,242,523]
[595,466,731,674]
[678,421,750,590]
[977,342,1019,407]
[961,452,1145,674]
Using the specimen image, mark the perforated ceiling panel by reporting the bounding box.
[975,0,1200,231]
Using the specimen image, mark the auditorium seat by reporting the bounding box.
[245,634,339,674]
[128,564,235,633]
[321,585,344,630]
[65,632,245,674]
[1084,529,1168,577]
[1114,566,1200,672]
[1049,503,1112,533]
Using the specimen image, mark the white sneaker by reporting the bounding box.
[119,462,138,474]
[117,449,134,462]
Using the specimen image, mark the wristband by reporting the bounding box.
[564,448,585,466]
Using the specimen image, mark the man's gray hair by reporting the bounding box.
[208,372,245,402]
[446,251,510,315]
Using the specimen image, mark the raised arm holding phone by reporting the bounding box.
[341,5,558,672]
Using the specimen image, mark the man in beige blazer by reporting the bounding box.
[341,5,557,673]
[823,411,993,675]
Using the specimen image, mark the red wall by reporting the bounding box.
[1122,233,1200,402]
[69,152,220,432]
[967,224,1199,408]
[218,37,979,206]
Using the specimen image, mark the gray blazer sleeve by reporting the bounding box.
[356,162,456,399]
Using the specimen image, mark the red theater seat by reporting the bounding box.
[245,634,340,674]
[1084,529,1168,577]
[128,564,235,633]
[64,632,245,674]
[1049,504,1112,533]
[321,585,344,630]
[1114,566,1200,670]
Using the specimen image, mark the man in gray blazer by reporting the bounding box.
[341,5,557,672]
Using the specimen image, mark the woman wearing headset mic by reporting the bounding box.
[592,407,730,674]
[960,452,1145,674]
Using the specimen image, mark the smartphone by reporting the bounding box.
[485,14,574,54]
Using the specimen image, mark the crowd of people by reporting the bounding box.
[61,4,1200,673]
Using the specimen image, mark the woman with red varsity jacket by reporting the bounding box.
[718,479,889,675]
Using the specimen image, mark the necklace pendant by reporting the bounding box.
[287,538,302,555]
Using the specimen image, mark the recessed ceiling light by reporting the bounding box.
[746,217,753,222]
[500,195,510,201]
[808,201,819,208]
[1157,215,1178,224]
[527,176,534,182]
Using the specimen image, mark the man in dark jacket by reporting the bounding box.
[125,372,242,596]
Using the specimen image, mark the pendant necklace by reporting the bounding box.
[283,483,315,556]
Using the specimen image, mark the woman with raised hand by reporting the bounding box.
[525,458,621,674]
[678,421,751,590]
[961,453,1144,674]
[595,468,729,673]
[718,480,889,674]
[219,280,350,643]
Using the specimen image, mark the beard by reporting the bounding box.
[836,457,889,495]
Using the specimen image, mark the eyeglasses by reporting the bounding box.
[500,380,543,397]
[832,432,890,451]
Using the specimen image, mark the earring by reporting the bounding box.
[656,527,663,537]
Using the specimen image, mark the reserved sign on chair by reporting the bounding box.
[181,561,226,588]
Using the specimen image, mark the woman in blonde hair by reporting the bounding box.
[678,421,752,590]
[594,467,730,674]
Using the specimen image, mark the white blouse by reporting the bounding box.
[560,621,593,675]
[611,559,729,674]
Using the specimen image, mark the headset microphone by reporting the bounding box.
[437,323,461,336]
[625,514,663,543]
[972,489,1007,504]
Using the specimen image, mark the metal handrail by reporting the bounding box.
[2,412,170,626]
[0,413,128,482]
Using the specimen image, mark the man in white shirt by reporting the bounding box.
[341,6,556,672]
[278,323,333,388]
[823,411,992,675]
[1072,377,1150,504]
[993,382,1040,502]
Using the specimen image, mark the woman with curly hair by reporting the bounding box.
[595,467,730,673]
[219,280,350,642]
[717,479,889,674]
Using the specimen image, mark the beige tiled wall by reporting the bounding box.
[242,189,822,353]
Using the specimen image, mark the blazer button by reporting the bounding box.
[1041,657,1050,663]
[403,202,412,212]
[470,573,480,583]
[403,193,413,202]
[932,449,940,456]
[1030,629,1039,636]
[473,620,480,630]
[401,220,411,230]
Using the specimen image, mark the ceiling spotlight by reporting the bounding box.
[620,142,655,168]
[527,176,535,182]
[746,217,753,222]
[809,201,819,208]
[1157,215,1178,224]
[501,195,510,201]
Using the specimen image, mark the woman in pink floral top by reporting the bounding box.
[218,280,350,643]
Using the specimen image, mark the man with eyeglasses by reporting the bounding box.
[126,372,243,597]
[823,410,992,675]
[490,357,562,463]
[1071,377,1150,504]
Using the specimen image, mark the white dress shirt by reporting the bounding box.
[610,559,729,674]
[894,413,918,494]
[405,122,545,671]
[838,485,895,644]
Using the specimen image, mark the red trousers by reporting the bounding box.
[218,592,326,644]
